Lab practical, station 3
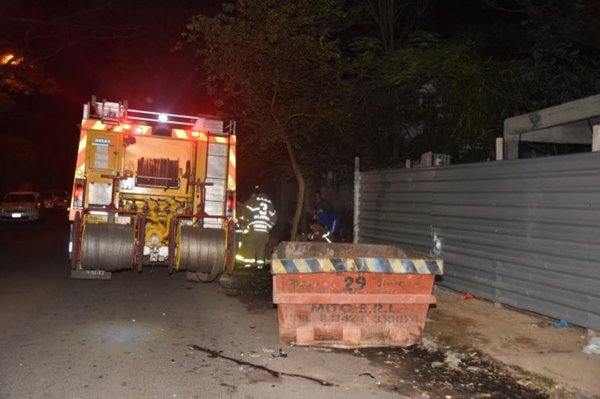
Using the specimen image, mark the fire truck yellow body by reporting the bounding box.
[68,97,236,281]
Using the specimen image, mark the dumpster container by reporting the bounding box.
[271,241,443,348]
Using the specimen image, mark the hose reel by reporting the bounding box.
[178,226,226,282]
[81,223,135,271]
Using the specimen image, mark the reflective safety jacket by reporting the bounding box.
[242,193,277,233]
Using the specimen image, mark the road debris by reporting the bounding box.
[272,348,287,358]
[583,337,600,354]
[553,319,571,328]
[187,344,334,386]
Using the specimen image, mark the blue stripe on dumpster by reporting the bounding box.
[306,258,321,272]
[380,259,393,273]
[332,258,346,271]
[372,258,382,272]
[355,258,368,271]
[402,260,417,273]
[283,259,298,273]
[425,260,438,274]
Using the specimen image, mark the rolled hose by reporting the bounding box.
[81,223,135,271]
[178,226,226,281]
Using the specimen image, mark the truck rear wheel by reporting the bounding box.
[81,223,135,271]
[179,226,226,282]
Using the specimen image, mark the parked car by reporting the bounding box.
[39,191,57,209]
[53,190,70,209]
[0,191,41,221]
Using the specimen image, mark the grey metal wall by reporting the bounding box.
[357,152,600,330]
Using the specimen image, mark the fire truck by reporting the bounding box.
[68,97,236,281]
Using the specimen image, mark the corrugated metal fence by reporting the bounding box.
[357,153,600,330]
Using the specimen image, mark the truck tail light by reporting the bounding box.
[73,179,85,208]
[226,190,235,218]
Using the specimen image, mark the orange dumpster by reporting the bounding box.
[271,242,443,348]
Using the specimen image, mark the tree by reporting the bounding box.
[384,33,519,162]
[349,0,600,166]
[363,0,431,54]
[344,0,437,168]
[182,0,351,239]
[0,0,156,110]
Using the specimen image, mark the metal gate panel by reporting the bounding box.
[357,152,600,330]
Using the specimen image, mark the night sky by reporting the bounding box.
[2,0,599,195]
[0,1,221,192]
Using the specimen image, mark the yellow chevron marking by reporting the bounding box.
[320,258,335,272]
[270,260,280,271]
[413,259,428,274]
[296,260,310,273]
[173,129,188,139]
[215,136,227,144]
[347,258,358,271]
[93,121,106,130]
[78,134,87,153]
[390,258,403,272]
[135,125,151,135]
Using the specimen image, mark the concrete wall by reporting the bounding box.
[503,94,600,159]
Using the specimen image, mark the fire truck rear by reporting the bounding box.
[68,97,236,281]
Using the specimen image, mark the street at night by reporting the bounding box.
[2,212,596,398]
[1,212,410,399]
[1,1,600,398]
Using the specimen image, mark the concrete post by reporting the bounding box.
[353,157,360,244]
[593,125,600,152]
[495,137,504,160]
[505,137,519,160]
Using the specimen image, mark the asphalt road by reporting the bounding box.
[0,211,412,399]
[0,212,559,399]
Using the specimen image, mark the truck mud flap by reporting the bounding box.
[71,269,112,280]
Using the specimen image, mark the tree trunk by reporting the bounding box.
[285,140,305,241]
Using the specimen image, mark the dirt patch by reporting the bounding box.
[353,346,550,399]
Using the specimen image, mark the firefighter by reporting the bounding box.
[240,186,277,268]
[313,190,333,213]
[308,206,340,243]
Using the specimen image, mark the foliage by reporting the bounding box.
[182,0,353,238]
[348,0,600,167]
[500,0,600,110]
[0,52,56,111]
[362,0,431,54]
[386,33,515,162]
